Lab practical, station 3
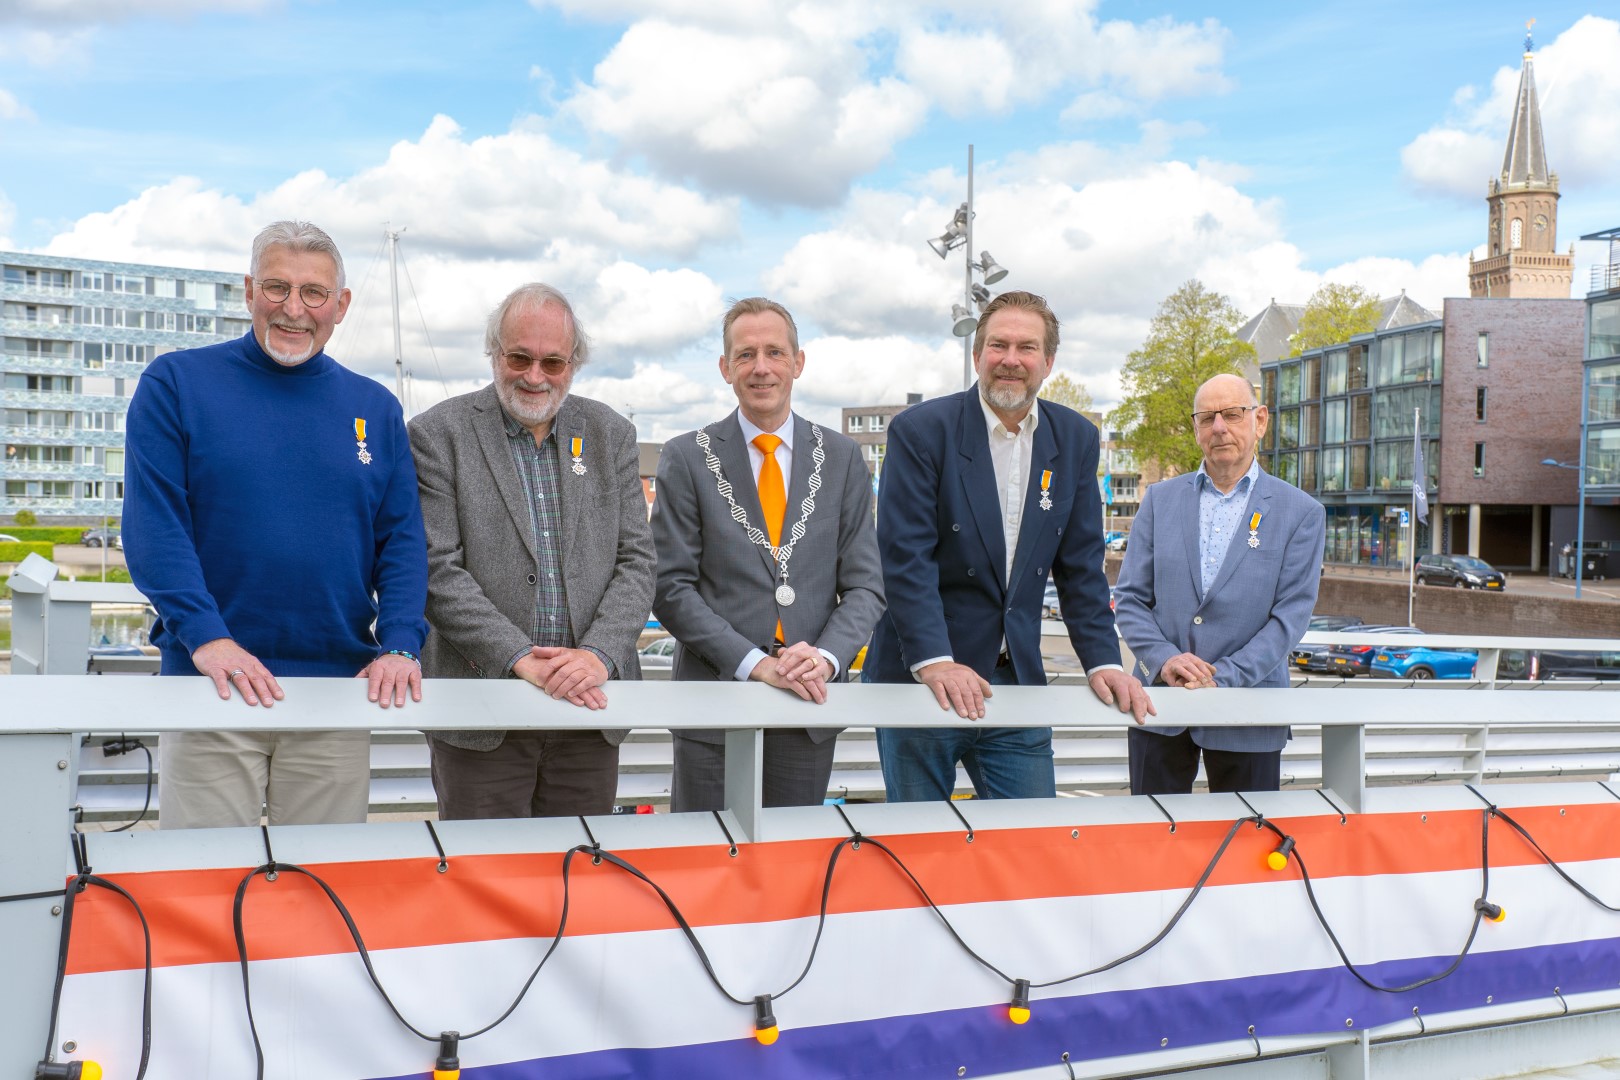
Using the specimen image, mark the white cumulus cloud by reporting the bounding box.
[1400,15,1620,198]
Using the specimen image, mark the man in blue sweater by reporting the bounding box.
[124,220,428,829]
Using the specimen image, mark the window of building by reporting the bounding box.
[1592,361,1620,424]
[1350,395,1371,441]
[1474,442,1485,478]
[1299,403,1319,446]
[869,414,885,432]
[847,415,864,433]
[1510,218,1523,249]
[1321,447,1346,492]
[1261,368,1277,408]
[1590,299,1620,360]
[1349,445,1369,489]
[1275,452,1298,486]
[1324,350,1348,395]
[1587,426,1620,488]
[1347,344,1368,390]
[1278,363,1301,406]
[1277,408,1299,449]
[1299,449,1318,492]
[1112,476,1139,501]
[1477,332,1489,367]
[1301,357,1320,400]
[1476,387,1487,422]
[1324,399,1347,444]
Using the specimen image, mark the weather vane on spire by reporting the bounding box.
[1524,17,1535,54]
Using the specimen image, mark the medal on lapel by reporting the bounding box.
[570,436,586,475]
[354,418,372,465]
[1247,510,1262,549]
[1039,469,1053,511]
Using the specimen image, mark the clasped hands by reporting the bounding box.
[513,646,611,710]
[1160,652,1219,690]
[749,641,834,703]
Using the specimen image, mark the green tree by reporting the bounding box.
[14,509,37,526]
[1289,282,1381,356]
[1108,280,1255,476]
[1038,371,1093,414]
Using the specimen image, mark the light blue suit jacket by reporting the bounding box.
[1113,467,1326,752]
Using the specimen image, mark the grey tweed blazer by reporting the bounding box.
[408,386,655,750]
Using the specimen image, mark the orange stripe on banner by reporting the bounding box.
[64,803,1619,975]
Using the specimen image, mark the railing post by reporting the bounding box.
[1320,724,1365,815]
[723,727,766,843]
[1476,647,1500,684]
[0,733,76,1080]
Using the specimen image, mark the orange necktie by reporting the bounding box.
[753,433,786,643]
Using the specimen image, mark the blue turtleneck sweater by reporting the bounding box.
[124,333,427,676]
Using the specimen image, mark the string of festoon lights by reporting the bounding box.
[28,782,1620,1080]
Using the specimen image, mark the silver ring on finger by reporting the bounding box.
[228,669,246,679]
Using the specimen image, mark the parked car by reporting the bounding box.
[1498,649,1620,681]
[637,636,676,669]
[1414,553,1505,590]
[1290,616,1365,673]
[82,527,122,549]
[1043,583,1061,620]
[1106,535,1128,552]
[1370,645,1477,680]
[1323,625,1423,676]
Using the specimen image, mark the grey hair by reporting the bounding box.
[722,296,799,357]
[250,220,346,289]
[484,283,591,368]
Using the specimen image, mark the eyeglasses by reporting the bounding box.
[255,279,336,308]
[1191,405,1259,429]
[502,352,572,376]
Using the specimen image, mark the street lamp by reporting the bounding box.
[926,144,1012,388]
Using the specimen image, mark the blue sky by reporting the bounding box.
[2,1,1616,436]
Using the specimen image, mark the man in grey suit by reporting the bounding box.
[652,297,884,812]
[1114,373,1326,794]
[409,283,655,818]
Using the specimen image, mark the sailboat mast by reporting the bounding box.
[386,226,405,404]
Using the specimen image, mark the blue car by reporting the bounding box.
[1370,645,1477,680]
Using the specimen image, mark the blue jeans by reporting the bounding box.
[875,664,1055,801]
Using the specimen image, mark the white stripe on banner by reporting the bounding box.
[57,859,1620,1078]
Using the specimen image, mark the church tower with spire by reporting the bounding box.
[1467,23,1574,298]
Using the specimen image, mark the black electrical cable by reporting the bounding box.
[108,742,154,833]
[1252,813,1493,994]
[41,871,154,1079]
[1488,804,1620,914]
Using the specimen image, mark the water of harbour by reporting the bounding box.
[0,607,153,655]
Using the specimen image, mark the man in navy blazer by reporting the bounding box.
[1113,373,1326,794]
[865,291,1153,801]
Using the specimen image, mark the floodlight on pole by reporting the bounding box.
[951,304,977,338]
[923,145,1013,388]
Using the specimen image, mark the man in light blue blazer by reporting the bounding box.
[1113,373,1326,794]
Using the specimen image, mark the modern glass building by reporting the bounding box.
[1260,323,1443,567]
[1,251,248,519]
[1578,228,1620,556]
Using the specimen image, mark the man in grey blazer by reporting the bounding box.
[409,283,655,818]
[652,297,884,812]
[1114,373,1326,794]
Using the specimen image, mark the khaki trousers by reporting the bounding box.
[158,729,371,829]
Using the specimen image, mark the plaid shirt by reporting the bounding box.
[501,410,613,677]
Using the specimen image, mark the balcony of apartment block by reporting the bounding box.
[0,280,76,302]
[2,353,148,380]
[0,460,110,482]
[0,390,127,412]
[1,425,123,447]
[1592,262,1620,295]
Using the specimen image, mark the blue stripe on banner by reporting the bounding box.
[370,936,1620,1080]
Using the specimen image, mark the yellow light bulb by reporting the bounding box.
[1489,905,1506,923]
[1008,1006,1031,1025]
[755,1025,780,1046]
[80,1065,104,1080]
[1266,851,1289,871]
[432,1071,460,1080]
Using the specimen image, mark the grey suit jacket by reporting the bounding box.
[408,386,655,750]
[1113,467,1326,753]
[651,410,885,744]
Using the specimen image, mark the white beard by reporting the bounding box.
[983,379,1038,414]
[497,380,566,428]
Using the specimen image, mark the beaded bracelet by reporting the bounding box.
[384,649,421,665]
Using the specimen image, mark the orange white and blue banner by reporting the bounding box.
[53,797,1620,1078]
